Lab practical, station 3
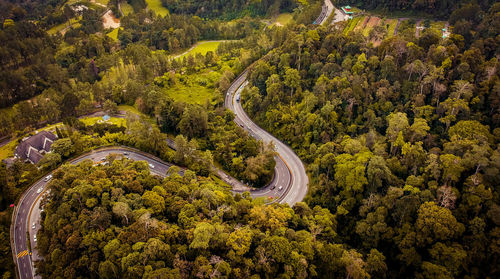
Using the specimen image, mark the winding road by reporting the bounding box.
[225,71,308,205]
[12,70,309,277]
[12,147,178,279]
[12,26,309,279]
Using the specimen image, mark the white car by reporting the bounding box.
[36,187,43,194]
[44,174,52,182]
[149,163,155,169]
[33,235,37,242]
[32,223,36,229]
[278,186,283,191]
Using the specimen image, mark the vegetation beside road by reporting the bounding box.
[35,159,338,278]
[240,2,500,278]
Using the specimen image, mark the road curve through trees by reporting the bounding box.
[225,70,309,206]
[11,147,178,279]
[12,53,309,279]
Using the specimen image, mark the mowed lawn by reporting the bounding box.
[146,0,169,17]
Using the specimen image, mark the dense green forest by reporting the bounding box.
[34,160,341,278]
[336,0,497,18]
[161,0,299,19]
[239,2,500,278]
[1,0,499,278]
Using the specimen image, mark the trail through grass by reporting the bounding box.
[47,17,81,35]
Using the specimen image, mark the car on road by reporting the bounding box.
[32,223,36,229]
[149,163,155,169]
[278,186,283,191]
[33,235,37,242]
[44,174,52,182]
[36,187,43,194]
[236,95,240,102]
[123,152,129,156]
[271,186,276,190]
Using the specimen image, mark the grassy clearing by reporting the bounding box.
[118,105,157,125]
[94,0,110,5]
[384,18,398,37]
[0,140,17,160]
[362,16,381,36]
[47,17,81,35]
[80,116,126,126]
[175,41,223,59]
[146,0,169,17]
[118,105,142,116]
[107,27,122,40]
[121,2,134,15]
[429,21,446,33]
[344,17,362,34]
[354,16,368,32]
[350,6,363,13]
[164,84,214,105]
[0,120,62,160]
[274,13,293,26]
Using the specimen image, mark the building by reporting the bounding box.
[341,5,354,19]
[14,131,57,164]
[342,5,354,15]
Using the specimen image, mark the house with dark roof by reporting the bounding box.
[14,131,57,164]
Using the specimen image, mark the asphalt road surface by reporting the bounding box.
[225,71,309,206]
[12,147,178,279]
[12,58,309,279]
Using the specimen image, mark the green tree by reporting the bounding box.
[416,202,465,246]
[51,138,75,158]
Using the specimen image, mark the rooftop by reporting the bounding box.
[14,131,57,164]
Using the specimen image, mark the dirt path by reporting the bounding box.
[394,17,408,35]
[415,19,423,38]
[355,16,370,31]
[331,5,348,24]
[442,22,450,38]
[118,2,124,17]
